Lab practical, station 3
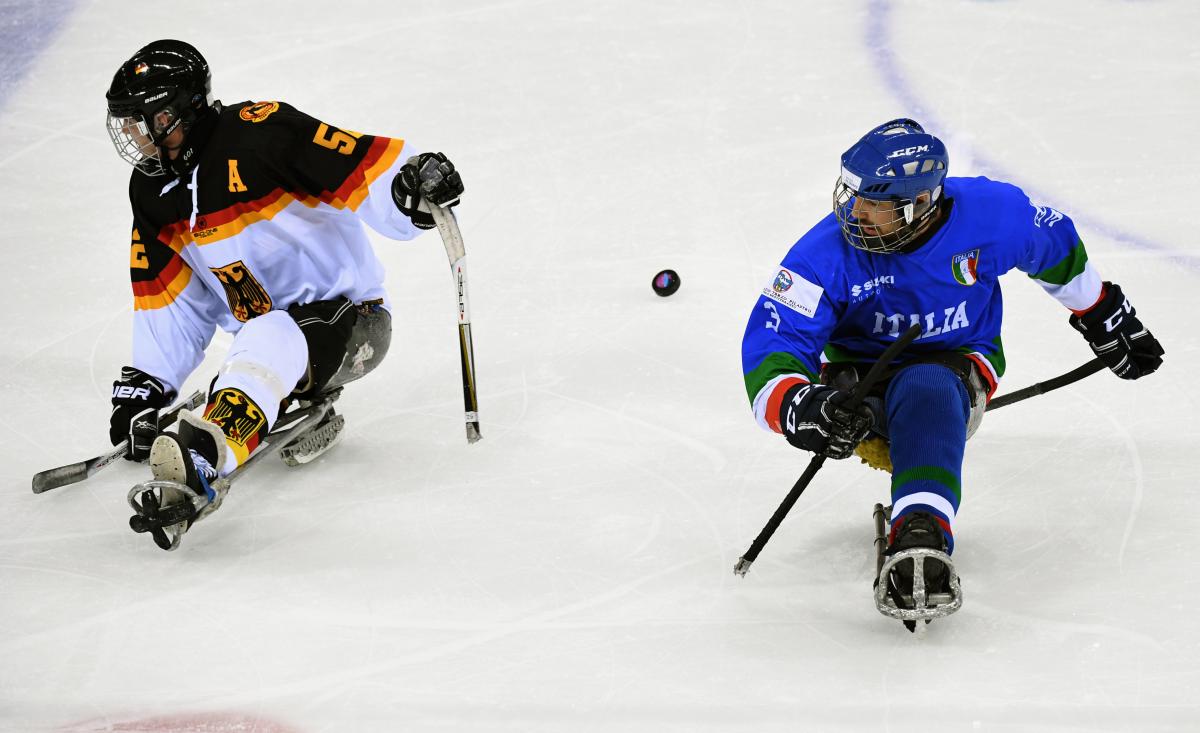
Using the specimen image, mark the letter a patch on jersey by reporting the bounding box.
[211,260,273,322]
[763,266,823,318]
[228,159,247,192]
[951,248,980,286]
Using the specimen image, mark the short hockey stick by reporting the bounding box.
[735,324,922,577]
[31,389,206,494]
[429,204,481,443]
[985,357,1105,412]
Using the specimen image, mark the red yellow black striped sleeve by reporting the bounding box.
[128,223,189,312]
[241,102,423,241]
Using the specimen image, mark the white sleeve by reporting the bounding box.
[129,248,220,394]
[350,138,428,242]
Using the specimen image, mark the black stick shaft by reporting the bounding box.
[873,503,889,576]
[735,324,922,576]
[985,358,1105,412]
[31,389,206,494]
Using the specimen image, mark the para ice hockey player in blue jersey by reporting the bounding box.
[740,118,1163,625]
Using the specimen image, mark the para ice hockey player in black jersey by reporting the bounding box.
[104,39,464,550]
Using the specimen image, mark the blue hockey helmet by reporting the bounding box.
[833,118,949,253]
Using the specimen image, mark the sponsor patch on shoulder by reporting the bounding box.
[763,267,823,318]
[239,101,280,123]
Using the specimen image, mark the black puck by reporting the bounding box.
[652,269,680,297]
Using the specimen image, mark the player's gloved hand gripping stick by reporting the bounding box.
[734,324,922,577]
[986,282,1163,412]
[393,152,478,443]
[735,331,1134,574]
[31,390,206,493]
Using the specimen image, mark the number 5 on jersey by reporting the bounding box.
[312,123,362,155]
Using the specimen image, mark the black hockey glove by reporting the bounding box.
[779,383,877,460]
[109,367,173,461]
[391,152,464,229]
[1069,281,1164,380]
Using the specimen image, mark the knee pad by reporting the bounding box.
[222,311,309,402]
[962,367,987,439]
[904,361,987,439]
[323,306,392,393]
[886,363,971,434]
[894,356,988,439]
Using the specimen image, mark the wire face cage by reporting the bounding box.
[106,112,167,176]
[833,172,941,254]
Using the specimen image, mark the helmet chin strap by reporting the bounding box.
[905,187,943,227]
[161,103,219,177]
[910,199,943,238]
[166,102,218,177]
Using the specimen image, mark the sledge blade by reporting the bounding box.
[874,547,963,623]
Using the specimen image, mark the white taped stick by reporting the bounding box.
[429,205,481,444]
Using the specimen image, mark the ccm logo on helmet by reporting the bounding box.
[887,145,930,159]
[113,385,152,400]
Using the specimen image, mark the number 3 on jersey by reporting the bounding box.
[312,123,363,155]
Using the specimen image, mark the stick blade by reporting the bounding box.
[31,463,88,494]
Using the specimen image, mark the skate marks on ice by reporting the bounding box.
[135,551,718,711]
[865,0,1200,274]
[1074,393,1146,572]
[964,596,1165,652]
[522,383,732,559]
[90,395,737,708]
[58,711,302,733]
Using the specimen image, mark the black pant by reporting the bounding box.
[286,297,392,399]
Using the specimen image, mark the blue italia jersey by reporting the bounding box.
[742,176,1103,433]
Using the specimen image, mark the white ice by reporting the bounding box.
[2,1,1198,731]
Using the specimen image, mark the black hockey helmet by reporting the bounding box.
[106,39,215,177]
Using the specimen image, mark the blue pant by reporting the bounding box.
[883,364,971,553]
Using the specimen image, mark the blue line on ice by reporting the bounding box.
[865,0,1198,274]
[0,1,79,114]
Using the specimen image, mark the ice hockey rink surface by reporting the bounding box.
[1,1,1197,731]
